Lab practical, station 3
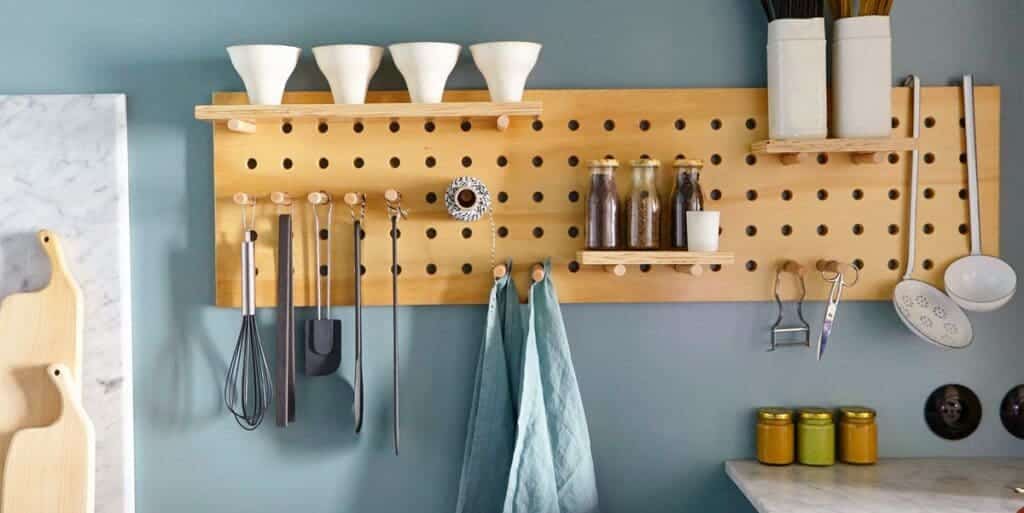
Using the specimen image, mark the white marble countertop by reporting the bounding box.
[726,459,1024,513]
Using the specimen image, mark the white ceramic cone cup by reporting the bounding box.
[227,45,301,105]
[470,42,542,102]
[389,42,461,103]
[313,44,384,104]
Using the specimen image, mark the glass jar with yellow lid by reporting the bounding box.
[797,408,835,466]
[839,407,877,464]
[756,408,795,465]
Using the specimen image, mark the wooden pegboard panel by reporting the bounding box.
[207,87,1000,306]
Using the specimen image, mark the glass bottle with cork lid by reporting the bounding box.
[585,159,621,250]
[756,407,795,465]
[797,407,835,466]
[626,158,662,249]
[670,158,705,249]
[839,406,877,464]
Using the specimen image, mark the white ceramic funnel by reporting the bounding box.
[470,42,541,102]
[227,45,301,105]
[389,42,461,103]
[313,44,384,104]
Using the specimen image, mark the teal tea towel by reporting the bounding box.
[455,268,524,513]
[504,259,601,513]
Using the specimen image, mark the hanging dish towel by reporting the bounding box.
[456,260,600,513]
[504,259,601,513]
[455,265,524,513]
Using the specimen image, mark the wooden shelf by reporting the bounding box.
[194,101,543,133]
[576,250,735,277]
[751,137,918,166]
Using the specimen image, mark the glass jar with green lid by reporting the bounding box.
[839,407,877,464]
[756,408,795,465]
[797,408,835,466]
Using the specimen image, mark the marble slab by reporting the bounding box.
[0,95,134,513]
[726,459,1024,513]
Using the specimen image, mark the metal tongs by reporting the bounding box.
[344,193,367,434]
[770,260,811,351]
[815,260,859,361]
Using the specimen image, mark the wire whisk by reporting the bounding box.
[225,199,273,430]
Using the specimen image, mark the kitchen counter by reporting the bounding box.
[726,458,1024,513]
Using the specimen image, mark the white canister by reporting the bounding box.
[686,211,720,252]
[832,16,892,138]
[767,18,828,140]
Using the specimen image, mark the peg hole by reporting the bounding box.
[746,190,758,201]
[746,225,757,237]
[462,263,473,275]
[425,156,437,168]
[353,122,364,133]
[425,192,437,204]
[959,189,967,200]
[568,261,580,273]
[745,154,757,166]
[710,264,722,272]
[852,189,864,200]
[853,259,864,270]
[781,190,793,201]
[389,157,401,168]
[424,121,436,132]
[497,226,509,238]
[246,158,258,170]
[640,264,652,273]
[317,122,329,134]
[924,116,936,128]
[746,118,757,130]
[568,155,580,167]
[674,118,686,130]
[891,117,900,129]
[460,120,472,132]
[852,224,864,235]
[710,189,722,201]
[922,259,934,270]
[497,155,508,167]
[923,188,935,199]
[532,156,544,167]
[888,153,900,164]
[353,157,365,169]
[389,121,400,133]
[532,120,544,131]
[568,226,580,238]
[888,259,900,270]
[888,189,900,200]
[817,225,829,236]
[924,153,936,164]
[817,189,829,201]
[282,158,293,170]
[461,156,472,168]
[711,118,723,130]
[425,227,437,239]
[461,228,472,239]
[781,225,793,236]
[923,223,935,234]
[746,260,758,272]
[639,119,651,131]
[710,154,722,165]
[426,263,437,275]
[318,157,329,169]
[568,119,580,131]
[532,227,544,238]
[959,224,968,235]
[532,192,544,203]
[604,119,615,131]
[568,191,580,202]
[281,122,293,134]
[888,224,900,235]
[817,153,829,165]
[497,191,509,203]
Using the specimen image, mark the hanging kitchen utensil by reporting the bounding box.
[815,260,858,361]
[1,364,94,513]
[385,189,408,455]
[892,76,973,349]
[273,192,296,427]
[344,192,366,434]
[225,195,273,429]
[943,74,1017,312]
[769,260,811,351]
[924,383,981,441]
[305,191,342,376]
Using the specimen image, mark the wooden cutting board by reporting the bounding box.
[2,363,94,513]
[0,230,84,508]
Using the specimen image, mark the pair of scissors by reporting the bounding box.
[816,261,859,360]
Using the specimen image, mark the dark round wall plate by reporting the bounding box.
[924,384,982,441]
[1001,385,1024,439]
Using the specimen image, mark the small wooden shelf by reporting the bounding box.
[751,137,918,166]
[576,250,735,277]
[194,101,543,133]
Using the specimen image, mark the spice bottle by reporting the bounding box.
[756,408,795,465]
[626,159,662,249]
[797,408,835,466]
[585,159,620,249]
[839,407,877,464]
[670,159,704,249]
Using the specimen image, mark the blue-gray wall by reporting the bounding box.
[3,1,1023,511]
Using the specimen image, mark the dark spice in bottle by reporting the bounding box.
[585,159,620,249]
[671,159,704,249]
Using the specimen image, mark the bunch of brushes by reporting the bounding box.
[759,0,824,21]
[829,0,894,18]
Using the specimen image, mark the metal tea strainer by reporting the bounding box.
[892,75,973,349]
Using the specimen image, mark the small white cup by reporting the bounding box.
[227,45,302,105]
[389,42,461,103]
[686,211,721,252]
[313,44,384,104]
[470,41,542,102]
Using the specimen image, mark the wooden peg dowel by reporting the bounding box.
[673,264,703,277]
[852,152,882,165]
[233,192,255,205]
[781,260,805,275]
[492,264,508,280]
[496,114,510,132]
[226,119,256,134]
[780,153,806,166]
[383,189,400,202]
[270,192,292,206]
[816,260,841,273]
[343,192,361,206]
[531,264,546,282]
[604,264,627,277]
[307,191,331,205]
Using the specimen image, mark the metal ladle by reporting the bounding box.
[943,74,1017,312]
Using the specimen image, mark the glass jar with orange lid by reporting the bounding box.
[839,407,877,464]
[756,408,795,465]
